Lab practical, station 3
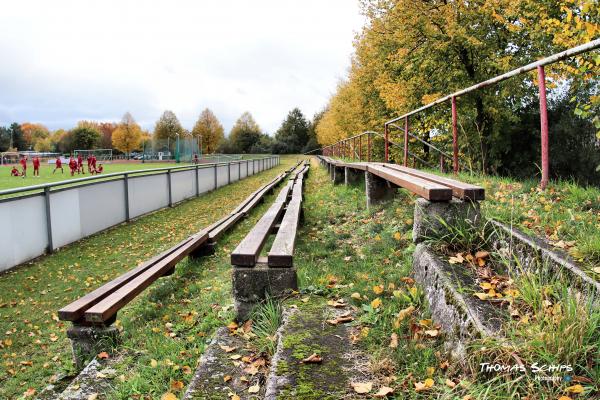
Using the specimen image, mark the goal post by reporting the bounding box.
[74,149,113,163]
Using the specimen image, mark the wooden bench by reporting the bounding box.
[58,162,299,327]
[231,162,309,268]
[317,156,484,202]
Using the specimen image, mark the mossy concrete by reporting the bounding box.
[491,220,600,304]
[412,244,506,360]
[264,298,366,400]
[54,358,119,399]
[183,326,267,400]
[412,198,481,243]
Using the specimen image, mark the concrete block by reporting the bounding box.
[413,198,481,243]
[232,265,298,321]
[333,166,345,185]
[67,325,120,369]
[344,167,361,186]
[365,170,396,208]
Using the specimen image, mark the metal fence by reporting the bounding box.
[0,156,280,273]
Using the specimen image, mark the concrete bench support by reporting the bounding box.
[333,166,345,185]
[67,324,120,369]
[365,170,396,208]
[232,265,298,320]
[413,198,481,243]
[344,167,362,186]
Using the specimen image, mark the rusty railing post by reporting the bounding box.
[403,117,409,167]
[359,135,362,161]
[384,124,389,162]
[451,96,459,175]
[367,132,372,162]
[537,66,549,189]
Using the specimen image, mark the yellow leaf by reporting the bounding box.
[248,383,260,393]
[565,384,584,394]
[229,394,240,400]
[351,292,361,299]
[224,375,232,382]
[424,378,434,388]
[150,359,158,368]
[371,297,382,309]
[592,267,600,274]
[87,394,98,400]
[219,345,237,353]
[473,292,489,300]
[424,329,439,337]
[426,367,435,376]
[171,380,184,391]
[393,232,402,241]
[558,397,573,400]
[161,393,177,400]
[351,381,373,394]
[479,282,492,290]
[373,285,384,294]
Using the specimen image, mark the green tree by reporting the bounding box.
[9,123,26,150]
[229,112,262,153]
[112,112,142,157]
[70,126,100,150]
[273,108,310,154]
[192,108,224,154]
[153,110,185,141]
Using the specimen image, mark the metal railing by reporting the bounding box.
[308,39,600,188]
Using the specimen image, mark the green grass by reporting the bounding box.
[445,170,600,276]
[0,162,189,191]
[0,155,299,399]
[293,159,598,399]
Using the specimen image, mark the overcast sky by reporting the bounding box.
[0,1,364,135]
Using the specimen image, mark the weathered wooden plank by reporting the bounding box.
[366,164,452,201]
[291,179,303,199]
[208,213,244,242]
[383,164,485,201]
[274,181,294,203]
[58,236,196,322]
[231,201,286,267]
[268,198,302,267]
[84,231,209,323]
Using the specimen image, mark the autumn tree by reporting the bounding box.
[191,108,224,154]
[112,112,142,156]
[20,123,50,150]
[153,110,185,141]
[317,0,599,178]
[229,112,262,153]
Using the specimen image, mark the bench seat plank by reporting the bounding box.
[208,213,244,242]
[231,200,287,267]
[366,164,452,201]
[84,231,209,323]
[382,164,485,201]
[58,236,196,322]
[268,198,302,267]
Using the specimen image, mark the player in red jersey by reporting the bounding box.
[53,156,64,174]
[19,156,27,178]
[32,156,41,177]
[10,166,20,176]
[87,156,92,173]
[95,164,104,174]
[91,154,97,171]
[68,156,77,176]
[77,154,84,174]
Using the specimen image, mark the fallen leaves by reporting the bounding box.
[220,345,237,353]
[301,353,323,364]
[326,312,354,325]
[389,333,399,348]
[371,297,382,309]
[161,393,177,400]
[414,378,434,392]
[374,386,394,397]
[97,351,109,359]
[351,381,373,394]
[248,383,260,393]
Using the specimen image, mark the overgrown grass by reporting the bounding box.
[294,158,599,399]
[446,170,600,275]
[0,155,298,399]
[250,297,283,356]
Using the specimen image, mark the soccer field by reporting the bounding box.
[0,162,192,191]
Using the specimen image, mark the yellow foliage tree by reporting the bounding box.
[112,112,142,156]
[191,108,224,154]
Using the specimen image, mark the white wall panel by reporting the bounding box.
[197,167,215,194]
[171,170,196,203]
[50,189,82,249]
[79,180,126,237]
[129,174,169,218]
